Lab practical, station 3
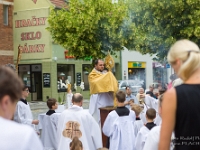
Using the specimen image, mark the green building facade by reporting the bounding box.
[14,0,121,101]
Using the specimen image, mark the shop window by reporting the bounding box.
[152,62,168,89]
[18,65,31,87]
[82,64,93,90]
[3,5,8,25]
[57,64,75,92]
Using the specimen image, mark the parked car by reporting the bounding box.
[118,80,144,96]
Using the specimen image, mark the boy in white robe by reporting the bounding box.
[41,113,60,150]
[103,91,136,150]
[131,104,144,137]
[143,94,175,150]
[46,98,58,116]
[143,95,162,125]
[14,85,39,129]
[135,108,157,150]
[0,66,43,150]
[57,93,102,150]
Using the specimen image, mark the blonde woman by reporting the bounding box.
[159,39,200,150]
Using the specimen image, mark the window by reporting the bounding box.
[152,62,168,89]
[57,64,75,92]
[82,64,93,90]
[3,5,8,25]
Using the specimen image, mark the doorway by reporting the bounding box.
[18,64,42,101]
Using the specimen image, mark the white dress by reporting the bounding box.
[14,101,34,128]
[57,105,102,150]
[0,117,43,150]
[103,110,136,150]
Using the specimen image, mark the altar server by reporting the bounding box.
[14,85,39,128]
[143,94,175,150]
[0,66,43,150]
[57,93,102,150]
[131,104,144,137]
[103,91,136,150]
[135,108,157,150]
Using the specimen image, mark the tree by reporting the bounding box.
[125,0,200,60]
[47,0,129,59]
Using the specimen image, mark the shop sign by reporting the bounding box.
[15,16,47,28]
[65,50,92,60]
[133,62,142,68]
[19,43,45,53]
[166,63,171,68]
[128,62,146,68]
[16,16,47,53]
[43,73,50,88]
[76,73,81,86]
[65,50,75,59]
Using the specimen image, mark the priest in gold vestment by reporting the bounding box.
[88,58,118,124]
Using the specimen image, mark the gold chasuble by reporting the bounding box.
[89,69,118,95]
[88,69,118,107]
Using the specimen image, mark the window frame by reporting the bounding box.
[57,64,75,92]
[3,5,9,26]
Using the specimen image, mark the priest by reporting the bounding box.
[88,58,118,124]
[57,93,102,150]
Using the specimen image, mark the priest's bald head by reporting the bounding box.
[72,93,83,107]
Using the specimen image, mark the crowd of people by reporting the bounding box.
[1,39,200,150]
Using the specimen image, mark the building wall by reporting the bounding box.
[13,0,122,101]
[0,0,14,65]
[121,48,155,89]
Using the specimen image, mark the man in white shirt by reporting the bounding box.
[0,66,43,150]
[57,93,102,150]
[14,85,39,129]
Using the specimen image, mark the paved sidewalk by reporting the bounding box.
[30,100,90,119]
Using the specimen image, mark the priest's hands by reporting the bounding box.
[32,119,39,125]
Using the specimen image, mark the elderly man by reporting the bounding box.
[136,88,145,104]
[88,59,118,124]
[57,93,102,150]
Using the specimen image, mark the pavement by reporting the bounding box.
[29,99,90,120]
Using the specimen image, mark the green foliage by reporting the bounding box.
[126,0,200,60]
[47,0,128,59]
